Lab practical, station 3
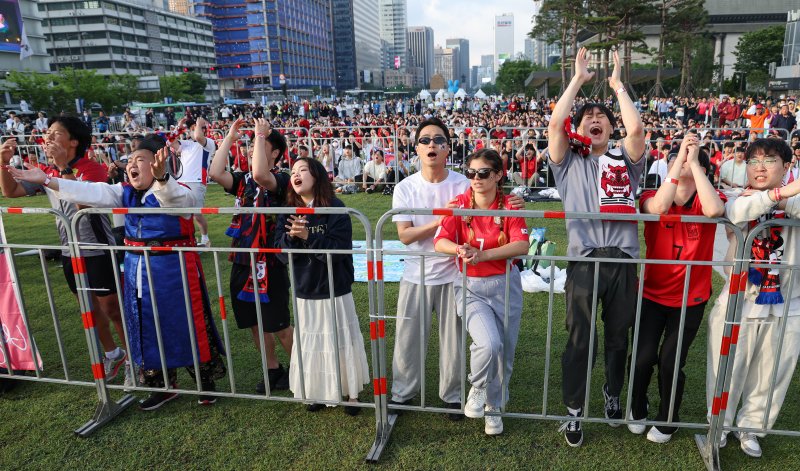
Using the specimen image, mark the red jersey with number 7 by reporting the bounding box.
[640,190,727,307]
[434,190,528,277]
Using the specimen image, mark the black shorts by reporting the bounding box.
[61,253,118,297]
[230,262,291,333]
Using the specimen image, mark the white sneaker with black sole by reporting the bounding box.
[464,386,487,419]
[484,406,503,435]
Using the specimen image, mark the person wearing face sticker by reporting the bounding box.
[706,138,800,458]
[434,149,529,436]
[388,117,526,421]
[0,117,130,388]
[546,47,646,447]
[7,134,227,411]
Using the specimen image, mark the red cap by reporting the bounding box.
[756,104,764,109]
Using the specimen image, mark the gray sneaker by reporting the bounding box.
[103,349,127,381]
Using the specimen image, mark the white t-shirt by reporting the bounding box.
[363,160,386,180]
[392,170,470,285]
[719,159,747,188]
[177,138,217,184]
[648,158,668,181]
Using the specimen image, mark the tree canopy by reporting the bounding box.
[733,25,786,91]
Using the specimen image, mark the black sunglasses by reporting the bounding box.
[464,168,495,180]
[417,136,448,146]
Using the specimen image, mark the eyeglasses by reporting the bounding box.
[746,157,780,168]
[417,136,448,146]
[464,168,495,180]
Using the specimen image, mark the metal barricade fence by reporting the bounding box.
[372,207,747,465]
[309,125,396,189]
[697,217,800,471]
[67,205,384,454]
[0,207,124,434]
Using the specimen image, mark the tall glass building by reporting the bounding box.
[192,0,335,97]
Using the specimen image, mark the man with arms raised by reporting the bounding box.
[547,48,646,447]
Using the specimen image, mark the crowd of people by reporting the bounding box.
[1,50,800,459]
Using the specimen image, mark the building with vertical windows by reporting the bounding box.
[379,0,407,71]
[1,0,50,74]
[407,26,433,87]
[434,46,456,83]
[445,38,469,87]
[494,13,514,78]
[771,8,800,93]
[192,0,335,97]
[478,54,494,84]
[38,0,219,100]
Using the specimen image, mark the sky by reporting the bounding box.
[406,0,537,66]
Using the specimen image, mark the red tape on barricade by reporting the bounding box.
[219,296,227,320]
[258,248,282,254]
[7,207,23,214]
[721,335,731,356]
[720,391,729,411]
[380,377,387,395]
[432,209,453,216]
[731,324,740,345]
[112,208,129,214]
[370,322,377,340]
[297,207,315,215]
[367,260,374,281]
[91,363,105,380]
[543,211,565,219]
[376,261,383,281]
[729,272,741,294]
[71,257,86,275]
[201,208,219,214]
[373,378,380,396]
[712,396,721,416]
[81,311,95,329]
[378,320,385,339]
[151,247,173,252]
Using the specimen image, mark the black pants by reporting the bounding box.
[562,247,637,409]
[630,298,705,433]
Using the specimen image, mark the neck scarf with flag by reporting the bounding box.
[597,148,636,215]
[564,117,591,157]
[748,209,786,305]
[226,174,270,303]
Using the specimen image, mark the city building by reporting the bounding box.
[494,13,514,80]
[167,0,189,15]
[445,38,469,88]
[478,54,494,84]
[1,0,51,105]
[771,8,800,93]
[333,0,381,90]
[192,0,335,97]
[470,65,478,89]
[379,0,407,71]
[434,46,456,83]
[38,0,219,100]
[407,26,434,87]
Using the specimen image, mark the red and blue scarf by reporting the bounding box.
[748,210,785,305]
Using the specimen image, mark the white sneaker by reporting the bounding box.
[627,410,646,435]
[123,362,135,392]
[484,406,503,435]
[464,386,487,418]
[719,432,728,448]
[736,431,762,458]
[646,426,673,444]
[198,236,211,248]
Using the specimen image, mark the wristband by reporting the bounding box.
[774,187,782,201]
[255,133,266,139]
[43,175,51,187]
[665,177,679,185]
[615,86,626,96]
[154,172,169,183]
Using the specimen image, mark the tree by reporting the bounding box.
[496,60,537,95]
[662,0,707,96]
[160,72,206,102]
[649,0,704,96]
[733,25,786,92]
[105,74,141,111]
[182,72,207,98]
[6,71,55,111]
[531,0,586,91]
[52,68,111,113]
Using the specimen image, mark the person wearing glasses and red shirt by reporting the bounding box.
[434,149,529,436]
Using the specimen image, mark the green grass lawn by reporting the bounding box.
[0,184,798,470]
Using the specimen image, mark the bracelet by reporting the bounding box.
[774,187,782,201]
[43,175,51,187]
[615,86,626,95]
[665,177,679,185]
[255,133,266,139]
[154,173,169,183]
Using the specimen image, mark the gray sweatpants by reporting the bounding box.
[391,280,463,404]
[455,267,523,408]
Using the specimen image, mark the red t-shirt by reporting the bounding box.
[434,190,528,277]
[519,158,537,179]
[640,190,727,307]
[72,156,109,183]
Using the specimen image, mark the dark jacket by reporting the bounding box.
[276,198,354,299]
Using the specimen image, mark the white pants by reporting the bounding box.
[707,293,800,436]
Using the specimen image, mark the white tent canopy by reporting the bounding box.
[435,89,446,100]
[454,88,467,99]
[418,89,431,100]
[474,89,487,99]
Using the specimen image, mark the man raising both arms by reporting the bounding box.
[546,48,646,447]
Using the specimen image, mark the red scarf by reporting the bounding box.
[226,174,270,304]
[564,117,591,157]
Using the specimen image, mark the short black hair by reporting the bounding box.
[137,134,167,155]
[266,129,287,158]
[574,103,617,129]
[48,116,91,159]
[746,138,792,164]
[415,117,451,147]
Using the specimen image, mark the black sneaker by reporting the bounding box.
[139,386,179,411]
[388,399,410,416]
[198,381,217,406]
[560,408,583,447]
[445,402,463,421]
[255,380,267,395]
[366,187,374,194]
[306,403,325,412]
[344,403,361,416]
[603,383,622,426]
[268,364,289,391]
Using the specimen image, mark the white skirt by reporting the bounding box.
[289,292,370,402]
